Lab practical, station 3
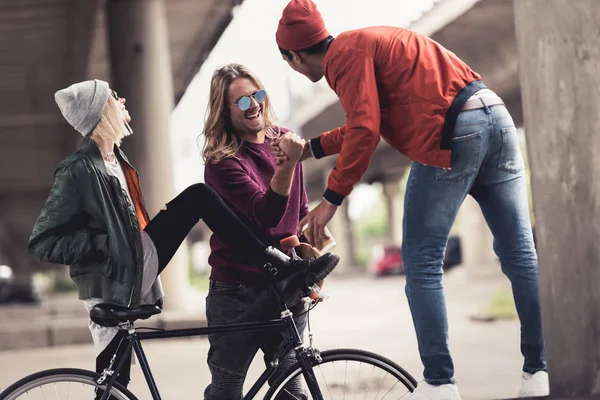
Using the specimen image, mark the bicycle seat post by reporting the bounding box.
[99,321,134,384]
[118,321,134,332]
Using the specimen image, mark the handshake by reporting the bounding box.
[270,131,311,165]
[270,129,335,253]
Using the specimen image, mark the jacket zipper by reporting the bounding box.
[97,151,143,307]
[118,156,147,306]
[115,184,141,307]
[125,195,143,307]
[126,199,141,307]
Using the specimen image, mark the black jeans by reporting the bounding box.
[145,183,270,273]
[95,183,273,398]
[204,281,307,400]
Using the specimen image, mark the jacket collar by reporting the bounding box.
[81,137,136,173]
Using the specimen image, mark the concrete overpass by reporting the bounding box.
[0,0,242,306]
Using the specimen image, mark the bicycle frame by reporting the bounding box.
[99,308,324,400]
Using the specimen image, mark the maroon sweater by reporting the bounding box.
[204,128,309,285]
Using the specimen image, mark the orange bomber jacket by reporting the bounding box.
[310,26,484,205]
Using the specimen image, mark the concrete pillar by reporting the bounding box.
[515,1,600,396]
[106,0,190,310]
[382,179,403,245]
[323,170,357,270]
[458,195,496,269]
[328,201,357,271]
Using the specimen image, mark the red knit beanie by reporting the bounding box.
[276,0,330,51]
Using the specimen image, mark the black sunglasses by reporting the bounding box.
[111,90,120,101]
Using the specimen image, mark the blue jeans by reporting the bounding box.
[402,104,547,385]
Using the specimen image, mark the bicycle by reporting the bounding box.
[0,269,417,399]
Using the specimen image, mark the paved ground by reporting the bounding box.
[0,265,526,399]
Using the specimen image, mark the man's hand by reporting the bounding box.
[300,141,313,162]
[299,200,338,251]
[272,132,306,165]
[271,142,288,165]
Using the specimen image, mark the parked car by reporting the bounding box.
[0,265,41,305]
[0,264,13,302]
[369,236,462,276]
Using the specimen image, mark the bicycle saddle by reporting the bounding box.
[90,303,162,327]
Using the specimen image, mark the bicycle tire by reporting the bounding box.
[0,368,138,400]
[264,348,417,399]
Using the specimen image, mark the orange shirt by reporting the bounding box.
[123,163,150,231]
[314,26,482,204]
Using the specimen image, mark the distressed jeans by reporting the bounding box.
[402,104,547,385]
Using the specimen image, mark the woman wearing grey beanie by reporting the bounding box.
[27,79,339,397]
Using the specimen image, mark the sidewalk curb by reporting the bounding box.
[0,312,207,351]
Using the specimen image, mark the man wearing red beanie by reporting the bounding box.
[275,0,548,398]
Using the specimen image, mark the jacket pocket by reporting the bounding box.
[92,233,124,282]
[69,244,128,283]
[92,233,110,258]
[498,127,525,174]
[69,259,110,279]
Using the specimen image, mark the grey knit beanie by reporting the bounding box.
[54,79,111,136]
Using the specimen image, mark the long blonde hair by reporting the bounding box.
[90,97,131,147]
[201,63,278,164]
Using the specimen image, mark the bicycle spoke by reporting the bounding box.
[266,355,414,400]
[0,370,133,400]
[374,371,388,400]
[352,361,362,400]
[380,379,403,400]
[363,364,375,400]
[317,364,335,399]
[343,360,348,400]
[330,359,345,398]
[281,388,302,400]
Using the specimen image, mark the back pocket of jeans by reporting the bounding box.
[498,127,525,174]
[436,131,482,182]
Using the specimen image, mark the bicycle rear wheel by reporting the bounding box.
[264,348,417,399]
[0,368,138,400]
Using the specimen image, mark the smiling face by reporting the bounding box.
[202,64,278,162]
[227,77,266,136]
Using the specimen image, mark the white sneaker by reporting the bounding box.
[518,371,549,397]
[403,381,462,400]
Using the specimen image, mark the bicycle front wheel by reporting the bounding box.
[264,348,417,399]
[0,368,138,400]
